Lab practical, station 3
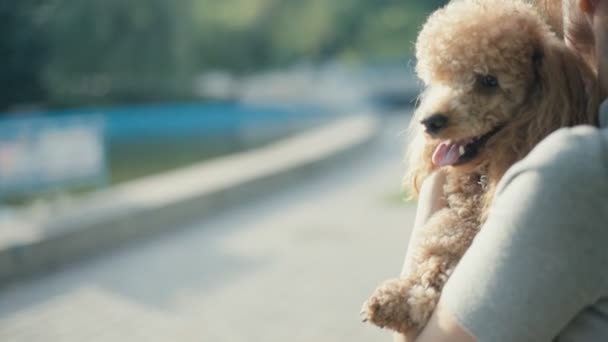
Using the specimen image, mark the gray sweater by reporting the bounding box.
[442,101,608,341]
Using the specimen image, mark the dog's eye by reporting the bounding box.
[478,75,499,88]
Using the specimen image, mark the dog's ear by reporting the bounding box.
[535,0,564,39]
[489,39,599,181]
[531,40,599,130]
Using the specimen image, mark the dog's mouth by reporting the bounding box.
[431,126,503,167]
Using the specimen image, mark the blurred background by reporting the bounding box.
[0,1,446,341]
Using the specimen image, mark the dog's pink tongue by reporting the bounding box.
[432,142,461,167]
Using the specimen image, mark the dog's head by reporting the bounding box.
[406,0,599,195]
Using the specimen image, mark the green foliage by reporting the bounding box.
[1,0,447,110]
[0,0,48,111]
[193,0,448,71]
[42,0,198,106]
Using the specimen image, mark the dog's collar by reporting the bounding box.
[478,175,489,190]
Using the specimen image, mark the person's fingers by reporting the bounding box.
[414,170,448,229]
[422,170,448,214]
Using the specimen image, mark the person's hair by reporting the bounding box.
[536,0,597,70]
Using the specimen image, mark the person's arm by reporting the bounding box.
[412,303,476,342]
[393,170,470,342]
[400,171,447,277]
[397,126,608,342]
[395,302,476,342]
[433,128,608,341]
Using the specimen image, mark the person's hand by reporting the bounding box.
[394,170,448,342]
[412,170,448,230]
[401,170,448,279]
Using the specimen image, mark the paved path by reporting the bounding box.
[0,115,416,342]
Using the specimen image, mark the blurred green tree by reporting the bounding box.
[0,0,447,110]
[43,0,198,106]
[192,0,448,72]
[0,0,49,111]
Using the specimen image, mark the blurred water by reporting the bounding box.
[0,102,335,200]
[105,102,334,184]
[2,102,329,142]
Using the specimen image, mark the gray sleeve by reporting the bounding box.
[441,127,608,342]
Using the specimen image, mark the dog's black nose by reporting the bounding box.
[421,114,449,134]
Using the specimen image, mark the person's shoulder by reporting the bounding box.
[498,125,608,194]
[514,125,606,176]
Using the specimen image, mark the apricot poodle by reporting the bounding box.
[361,0,599,334]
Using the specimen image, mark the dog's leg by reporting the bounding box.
[362,206,480,334]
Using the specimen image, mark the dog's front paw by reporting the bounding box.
[361,278,415,334]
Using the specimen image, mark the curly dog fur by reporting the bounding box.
[362,0,599,334]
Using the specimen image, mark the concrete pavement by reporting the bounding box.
[0,114,416,342]
[0,115,378,283]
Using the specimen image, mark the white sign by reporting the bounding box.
[0,115,106,197]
